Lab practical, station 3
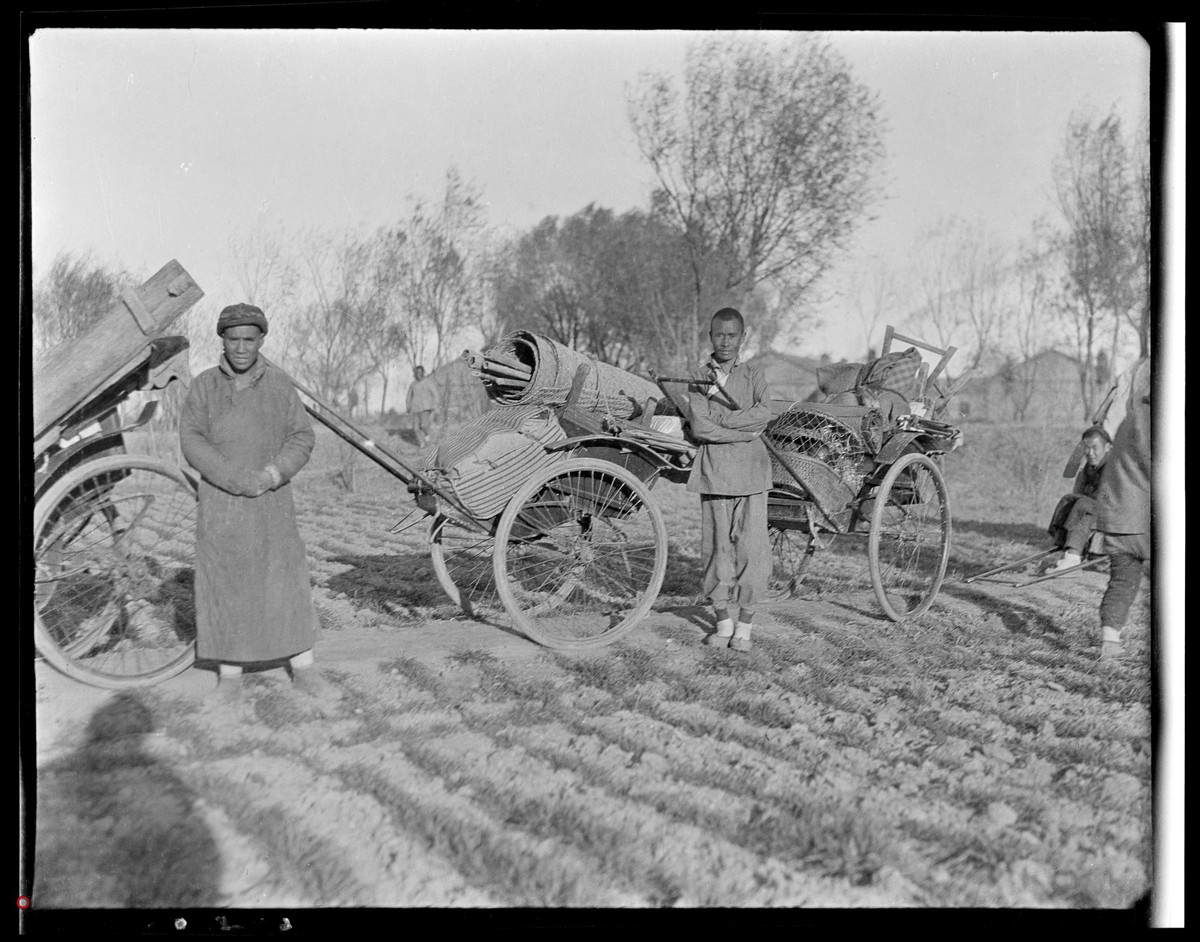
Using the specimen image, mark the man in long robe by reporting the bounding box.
[180,303,335,705]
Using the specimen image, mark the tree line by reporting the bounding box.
[32,34,1150,423]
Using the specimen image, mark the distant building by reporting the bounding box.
[953,350,1087,424]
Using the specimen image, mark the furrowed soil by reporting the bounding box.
[31,422,1154,910]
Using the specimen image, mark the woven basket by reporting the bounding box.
[765,403,884,457]
[770,452,854,518]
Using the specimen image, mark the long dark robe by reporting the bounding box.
[180,356,318,661]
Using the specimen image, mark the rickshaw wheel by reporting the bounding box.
[493,458,667,651]
[867,452,951,621]
[766,526,823,601]
[428,514,504,620]
[33,455,198,689]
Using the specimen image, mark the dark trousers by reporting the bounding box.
[700,492,769,612]
[1100,532,1151,629]
[1048,494,1098,554]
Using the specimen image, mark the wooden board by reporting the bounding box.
[33,259,204,439]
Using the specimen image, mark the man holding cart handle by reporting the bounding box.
[681,308,775,653]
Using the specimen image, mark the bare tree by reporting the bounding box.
[907,218,968,354]
[844,255,903,361]
[1132,115,1152,358]
[1003,221,1057,421]
[629,33,886,364]
[1052,109,1140,413]
[32,250,137,357]
[390,167,488,373]
[218,222,302,373]
[289,230,384,409]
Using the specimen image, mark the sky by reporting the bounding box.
[28,27,1156,366]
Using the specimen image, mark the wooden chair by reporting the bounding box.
[881,325,971,417]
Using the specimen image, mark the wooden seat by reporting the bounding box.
[881,325,971,418]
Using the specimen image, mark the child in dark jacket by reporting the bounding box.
[1047,425,1112,571]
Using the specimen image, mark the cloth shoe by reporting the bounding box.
[1100,639,1125,659]
[705,617,734,647]
[1052,552,1082,573]
[1100,626,1124,660]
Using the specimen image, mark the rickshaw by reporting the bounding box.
[32,261,202,689]
[34,297,966,685]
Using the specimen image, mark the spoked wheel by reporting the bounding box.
[493,458,667,651]
[767,526,821,601]
[867,452,951,621]
[33,455,198,688]
[428,514,505,621]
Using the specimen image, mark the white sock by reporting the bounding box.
[734,621,753,640]
[1062,552,1081,565]
[218,664,243,681]
[715,618,734,637]
[1102,625,1122,644]
[290,649,315,670]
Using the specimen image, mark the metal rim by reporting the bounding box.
[428,514,504,621]
[766,526,823,601]
[492,458,667,651]
[867,452,951,622]
[33,454,198,689]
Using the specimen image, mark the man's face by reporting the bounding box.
[709,317,744,366]
[1083,437,1111,467]
[222,325,264,374]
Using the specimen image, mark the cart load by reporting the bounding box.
[418,404,567,519]
[764,402,886,519]
[815,346,923,421]
[465,330,674,420]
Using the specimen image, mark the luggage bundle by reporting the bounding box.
[465,330,672,420]
[816,346,922,423]
[420,405,567,519]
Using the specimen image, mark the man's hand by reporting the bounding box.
[251,468,276,496]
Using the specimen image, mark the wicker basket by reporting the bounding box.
[770,452,854,518]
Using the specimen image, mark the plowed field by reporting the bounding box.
[31,422,1154,911]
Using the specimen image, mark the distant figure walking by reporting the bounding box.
[180,303,340,710]
[406,365,439,449]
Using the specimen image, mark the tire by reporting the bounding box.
[428,514,504,620]
[492,458,667,651]
[33,455,198,688]
[867,452,951,621]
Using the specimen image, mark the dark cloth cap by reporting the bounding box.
[217,303,268,336]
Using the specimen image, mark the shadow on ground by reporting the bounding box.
[954,518,1048,545]
[33,692,222,908]
[938,581,1074,649]
[324,551,454,613]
